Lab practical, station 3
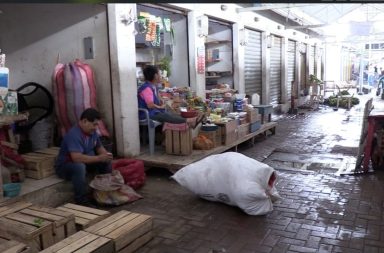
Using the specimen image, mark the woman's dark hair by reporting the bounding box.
[80,108,101,122]
[143,65,159,82]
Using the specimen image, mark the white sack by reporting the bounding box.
[171,152,280,215]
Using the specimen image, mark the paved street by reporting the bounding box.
[111,92,384,253]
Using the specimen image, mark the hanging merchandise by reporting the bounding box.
[52,59,110,138]
[197,47,205,74]
[163,18,171,32]
[137,16,147,34]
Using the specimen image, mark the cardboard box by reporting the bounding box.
[224,130,237,145]
[237,123,250,139]
[217,120,237,136]
[247,109,260,123]
[217,120,238,145]
[250,120,262,133]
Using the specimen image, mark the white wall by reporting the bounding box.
[169,18,189,86]
[0,4,113,136]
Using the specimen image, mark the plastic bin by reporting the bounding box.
[3,183,21,197]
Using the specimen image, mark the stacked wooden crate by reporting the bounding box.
[0,201,33,217]
[165,126,193,155]
[56,203,110,230]
[85,210,153,253]
[21,147,59,179]
[0,209,55,252]
[18,205,76,243]
[40,230,113,253]
[0,236,30,253]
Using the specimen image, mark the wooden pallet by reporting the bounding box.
[39,230,113,253]
[0,236,31,253]
[56,203,110,230]
[85,210,153,253]
[21,153,56,179]
[0,213,54,253]
[18,205,76,243]
[0,201,33,217]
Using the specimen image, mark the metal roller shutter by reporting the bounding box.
[287,40,296,101]
[244,29,262,99]
[270,35,282,104]
[310,46,315,75]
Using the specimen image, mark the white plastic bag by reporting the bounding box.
[171,152,280,215]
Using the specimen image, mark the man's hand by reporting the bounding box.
[98,152,113,162]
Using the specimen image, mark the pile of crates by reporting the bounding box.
[0,201,153,253]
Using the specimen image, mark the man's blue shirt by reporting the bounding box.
[56,124,101,167]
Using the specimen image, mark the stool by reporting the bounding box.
[254,105,273,124]
[338,95,353,110]
[163,123,192,155]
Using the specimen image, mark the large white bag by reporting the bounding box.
[171,152,280,215]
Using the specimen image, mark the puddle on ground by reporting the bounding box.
[264,151,357,174]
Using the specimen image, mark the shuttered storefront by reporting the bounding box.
[287,40,296,100]
[310,45,315,76]
[244,29,262,100]
[270,35,282,104]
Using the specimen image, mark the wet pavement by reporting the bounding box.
[110,92,384,253]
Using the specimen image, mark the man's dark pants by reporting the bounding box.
[56,162,112,204]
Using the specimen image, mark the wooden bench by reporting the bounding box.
[18,205,76,243]
[0,236,30,253]
[85,210,153,253]
[40,230,113,253]
[56,203,110,230]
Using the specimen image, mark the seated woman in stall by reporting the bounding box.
[137,65,203,127]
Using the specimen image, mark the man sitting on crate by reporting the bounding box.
[55,108,113,205]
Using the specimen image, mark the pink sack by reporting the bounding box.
[112,159,146,190]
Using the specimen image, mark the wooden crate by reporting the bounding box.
[21,153,55,179]
[237,123,250,139]
[18,205,76,243]
[0,213,54,253]
[85,210,153,253]
[34,147,60,156]
[165,128,192,155]
[0,201,33,217]
[0,236,31,253]
[40,230,113,253]
[198,129,221,148]
[56,203,110,230]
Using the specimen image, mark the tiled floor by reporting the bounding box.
[108,92,384,253]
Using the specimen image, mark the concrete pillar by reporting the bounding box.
[295,41,301,98]
[187,11,206,98]
[233,23,245,94]
[262,31,270,104]
[107,4,140,157]
[281,37,288,104]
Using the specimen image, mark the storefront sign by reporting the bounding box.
[197,46,205,74]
